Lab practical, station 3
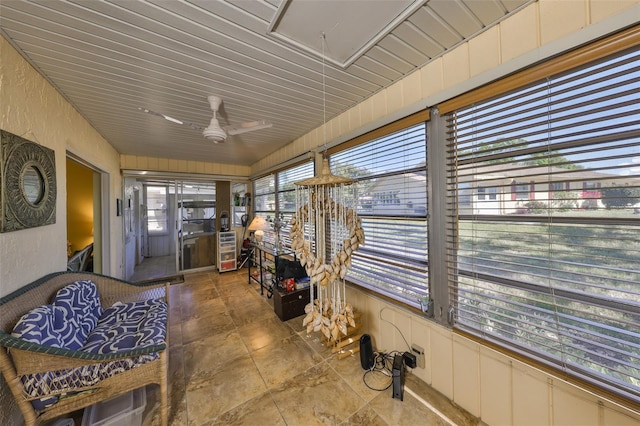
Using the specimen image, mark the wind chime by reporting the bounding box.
[290,32,365,342]
[291,158,364,342]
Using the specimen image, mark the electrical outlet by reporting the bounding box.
[411,344,425,369]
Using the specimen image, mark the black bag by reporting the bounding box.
[277,258,307,279]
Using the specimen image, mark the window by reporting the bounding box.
[330,122,428,306]
[145,185,168,234]
[549,182,565,192]
[445,47,640,401]
[231,182,248,227]
[477,186,486,200]
[277,162,314,248]
[254,175,275,219]
[511,180,530,200]
[253,174,276,244]
[477,186,497,201]
[252,161,314,247]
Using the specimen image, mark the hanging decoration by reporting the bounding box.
[291,32,364,343]
[291,158,364,342]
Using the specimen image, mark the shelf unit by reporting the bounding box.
[218,230,237,272]
[248,243,295,298]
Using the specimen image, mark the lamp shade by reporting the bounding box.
[247,216,270,231]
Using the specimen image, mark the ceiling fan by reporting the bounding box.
[138,95,272,143]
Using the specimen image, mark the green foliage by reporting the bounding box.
[460,138,525,164]
[524,200,547,213]
[601,187,640,208]
[550,191,579,211]
[523,152,584,169]
[461,138,584,170]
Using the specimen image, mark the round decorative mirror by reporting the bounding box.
[1,130,57,232]
[21,165,45,205]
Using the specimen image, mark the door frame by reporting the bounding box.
[66,153,110,275]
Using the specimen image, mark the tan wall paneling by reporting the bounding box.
[121,154,251,177]
[345,284,640,426]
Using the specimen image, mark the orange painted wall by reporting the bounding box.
[66,159,94,254]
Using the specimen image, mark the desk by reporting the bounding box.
[248,243,295,298]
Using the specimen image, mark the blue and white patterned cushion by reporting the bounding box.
[21,354,159,410]
[18,299,167,404]
[52,280,103,349]
[82,299,167,354]
[11,304,69,410]
[11,305,67,348]
[11,289,167,411]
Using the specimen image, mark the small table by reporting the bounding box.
[247,243,295,298]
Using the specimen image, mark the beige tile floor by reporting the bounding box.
[130,255,177,282]
[134,269,479,426]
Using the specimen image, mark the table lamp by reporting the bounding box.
[247,216,269,243]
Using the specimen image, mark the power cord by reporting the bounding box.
[379,308,412,352]
[362,350,404,391]
[362,309,417,392]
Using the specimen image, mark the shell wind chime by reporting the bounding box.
[291,158,364,342]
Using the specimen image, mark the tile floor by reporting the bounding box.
[130,255,177,282]
[132,269,479,426]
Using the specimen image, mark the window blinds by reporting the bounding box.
[445,47,640,400]
[330,123,428,306]
[277,161,314,248]
[253,174,275,244]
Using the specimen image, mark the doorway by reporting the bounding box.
[66,156,104,274]
[124,176,219,282]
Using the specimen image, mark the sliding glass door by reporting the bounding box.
[178,181,216,271]
[125,176,218,281]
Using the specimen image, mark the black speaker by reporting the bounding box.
[359,334,374,370]
[392,354,405,401]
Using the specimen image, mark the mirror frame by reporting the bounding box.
[1,130,56,232]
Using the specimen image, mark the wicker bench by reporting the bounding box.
[0,271,169,426]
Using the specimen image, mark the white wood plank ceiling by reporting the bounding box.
[0,0,532,166]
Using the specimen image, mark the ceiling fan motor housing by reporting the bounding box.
[203,117,227,142]
[203,95,227,142]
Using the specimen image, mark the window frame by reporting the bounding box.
[252,160,315,249]
[145,185,169,236]
[327,112,430,308]
[442,38,640,404]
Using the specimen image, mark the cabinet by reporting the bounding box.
[218,231,237,272]
[273,286,315,321]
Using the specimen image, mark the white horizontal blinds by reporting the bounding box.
[330,123,428,306]
[277,161,314,248]
[145,185,168,234]
[253,174,276,244]
[446,47,640,400]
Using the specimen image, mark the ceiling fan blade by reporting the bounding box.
[138,107,203,130]
[224,120,272,136]
[140,96,272,142]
